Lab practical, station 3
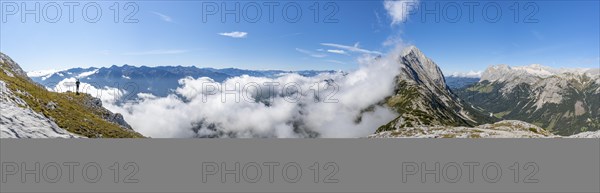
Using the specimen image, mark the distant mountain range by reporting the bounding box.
[2,47,599,138]
[28,65,336,99]
[367,47,598,137]
[456,64,600,135]
[445,76,480,89]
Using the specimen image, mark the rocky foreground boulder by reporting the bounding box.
[1,80,81,138]
[369,120,600,138]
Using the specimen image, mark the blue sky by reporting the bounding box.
[1,0,599,74]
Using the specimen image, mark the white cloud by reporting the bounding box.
[449,70,483,78]
[52,78,125,104]
[280,32,302,38]
[218,31,248,38]
[321,43,382,55]
[123,49,188,56]
[373,11,384,31]
[76,69,99,78]
[327,49,348,55]
[325,60,346,64]
[103,46,411,138]
[383,0,420,25]
[383,33,406,47]
[296,48,327,58]
[27,69,60,78]
[152,11,173,23]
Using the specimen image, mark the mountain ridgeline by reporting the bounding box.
[456,64,600,135]
[371,49,599,138]
[377,46,495,132]
[30,65,335,99]
[5,46,599,138]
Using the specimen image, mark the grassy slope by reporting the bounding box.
[0,64,144,138]
[376,80,495,133]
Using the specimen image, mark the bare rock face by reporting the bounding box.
[398,46,448,90]
[46,101,58,110]
[1,80,81,138]
[567,130,600,138]
[369,120,580,138]
[81,96,133,130]
[107,113,132,130]
[1,53,81,138]
[458,64,600,135]
[377,46,494,133]
[0,53,28,78]
[480,64,542,87]
[1,52,141,138]
[370,119,600,138]
[480,64,600,99]
[0,102,81,138]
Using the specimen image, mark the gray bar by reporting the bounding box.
[1,139,599,193]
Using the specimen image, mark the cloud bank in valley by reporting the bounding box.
[42,0,421,138]
[88,47,408,138]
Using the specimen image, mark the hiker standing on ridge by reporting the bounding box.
[75,78,80,95]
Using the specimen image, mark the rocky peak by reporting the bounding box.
[397,46,448,90]
[0,52,29,79]
[377,46,494,133]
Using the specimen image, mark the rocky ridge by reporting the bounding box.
[376,46,495,133]
[0,52,142,138]
[457,64,600,135]
[370,120,599,138]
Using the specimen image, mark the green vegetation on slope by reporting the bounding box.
[0,65,144,138]
[466,83,494,93]
[456,81,600,136]
[376,80,494,133]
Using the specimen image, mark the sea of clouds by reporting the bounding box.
[51,46,408,138]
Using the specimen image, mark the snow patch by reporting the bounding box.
[27,69,60,77]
